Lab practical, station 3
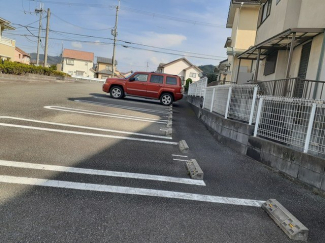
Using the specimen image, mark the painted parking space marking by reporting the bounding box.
[75,99,168,115]
[0,123,179,145]
[0,175,265,207]
[44,106,167,124]
[0,160,205,186]
[173,158,190,162]
[172,154,188,158]
[0,116,171,140]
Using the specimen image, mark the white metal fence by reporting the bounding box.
[254,96,325,156]
[202,84,259,125]
[188,77,208,97]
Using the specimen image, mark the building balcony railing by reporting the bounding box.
[0,36,15,46]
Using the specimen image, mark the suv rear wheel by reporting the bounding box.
[160,93,173,106]
[110,86,124,99]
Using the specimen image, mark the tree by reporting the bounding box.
[206,73,217,84]
[185,78,192,92]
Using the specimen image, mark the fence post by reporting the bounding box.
[225,87,232,119]
[210,87,216,112]
[254,97,264,137]
[249,86,258,125]
[304,103,317,153]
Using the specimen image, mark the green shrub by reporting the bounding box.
[185,78,193,92]
[0,61,69,77]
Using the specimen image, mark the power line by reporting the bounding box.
[27,0,223,28]
[13,24,226,59]
[7,33,224,60]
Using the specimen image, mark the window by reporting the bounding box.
[66,59,74,65]
[150,75,164,84]
[133,74,148,82]
[260,0,272,25]
[76,71,84,76]
[189,72,197,78]
[166,77,177,85]
[264,51,278,76]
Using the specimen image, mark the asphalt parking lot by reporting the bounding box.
[1,81,325,242]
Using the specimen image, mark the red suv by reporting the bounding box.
[102,72,183,105]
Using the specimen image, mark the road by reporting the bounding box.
[0,81,325,242]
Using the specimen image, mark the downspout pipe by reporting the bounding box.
[313,30,325,99]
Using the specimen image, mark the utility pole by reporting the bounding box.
[146,62,149,72]
[35,3,43,66]
[44,8,50,67]
[111,0,120,77]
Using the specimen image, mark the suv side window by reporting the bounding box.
[133,74,148,82]
[150,75,164,84]
[166,77,177,85]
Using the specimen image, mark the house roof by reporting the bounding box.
[15,47,30,57]
[158,58,202,72]
[97,57,118,65]
[62,49,94,62]
[0,17,15,31]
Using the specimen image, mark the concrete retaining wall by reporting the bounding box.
[0,73,76,83]
[188,96,325,193]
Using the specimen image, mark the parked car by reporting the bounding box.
[102,72,183,105]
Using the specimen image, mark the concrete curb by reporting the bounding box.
[262,199,309,241]
[186,159,204,180]
[179,140,189,153]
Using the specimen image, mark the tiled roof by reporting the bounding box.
[62,49,94,62]
[97,57,117,65]
[15,47,30,57]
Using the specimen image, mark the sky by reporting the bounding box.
[1,0,231,72]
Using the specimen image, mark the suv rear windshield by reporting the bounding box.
[166,77,177,85]
[150,75,164,84]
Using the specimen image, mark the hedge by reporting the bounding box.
[0,61,69,77]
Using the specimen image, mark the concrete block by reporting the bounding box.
[247,147,261,162]
[186,159,204,180]
[165,128,172,137]
[297,167,323,189]
[179,140,189,153]
[262,199,309,241]
[167,121,172,128]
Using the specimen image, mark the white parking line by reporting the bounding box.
[0,116,171,140]
[0,123,179,145]
[172,155,188,158]
[0,160,205,186]
[44,106,167,124]
[0,175,265,207]
[75,100,168,114]
[173,159,189,162]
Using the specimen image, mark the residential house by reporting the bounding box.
[95,57,117,79]
[157,58,202,84]
[62,49,94,77]
[231,0,325,99]
[14,47,30,64]
[215,59,230,84]
[0,17,15,61]
[121,71,133,78]
[223,0,261,84]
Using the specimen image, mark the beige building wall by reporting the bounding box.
[298,0,325,28]
[14,51,30,64]
[184,67,200,82]
[62,58,94,77]
[0,39,15,60]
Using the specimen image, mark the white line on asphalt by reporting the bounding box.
[0,175,265,207]
[172,155,188,158]
[173,159,189,162]
[0,160,205,186]
[44,106,167,124]
[0,123,179,145]
[0,116,171,140]
[76,99,168,114]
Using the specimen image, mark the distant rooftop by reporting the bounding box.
[0,17,15,31]
[97,57,118,65]
[62,49,94,62]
